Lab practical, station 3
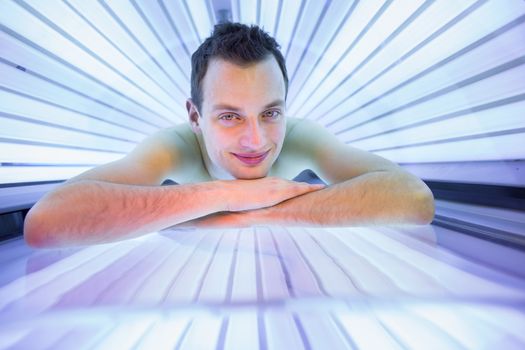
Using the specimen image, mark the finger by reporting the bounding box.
[310,183,326,189]
[299,182,325,189]
[294,182,325,194]
[305,183,326,192]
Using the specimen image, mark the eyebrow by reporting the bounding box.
[211,99,285,112]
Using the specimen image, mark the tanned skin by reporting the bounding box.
[24,57,434,248]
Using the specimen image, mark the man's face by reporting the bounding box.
[190,57,287,180]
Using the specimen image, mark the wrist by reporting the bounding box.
[209,180,232,212]
[247,206,273,226]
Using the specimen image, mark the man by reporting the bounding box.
[24,23,434,248]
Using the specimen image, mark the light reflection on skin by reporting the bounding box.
[187,56,287,180]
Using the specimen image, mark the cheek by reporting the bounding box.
[204,129,233,155]
[270,124,286,145]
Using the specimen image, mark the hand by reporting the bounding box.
[171,211,250,229]
[220,176,325,212]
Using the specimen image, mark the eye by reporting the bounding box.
[262,109,282,119]
[219,113,241,122]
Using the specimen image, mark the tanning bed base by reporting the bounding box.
[1,205,525,349]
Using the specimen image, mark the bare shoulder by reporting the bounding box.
[144,124,204,180]
[282,117,335,156]
[152,123,198,155]
[281,117,399,184]
[65,123,203,186]
[271,117,322,178]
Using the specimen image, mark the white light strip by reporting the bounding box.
[339,63,525,141]
[294,312,351,349]
[197,230,239,302]
[161,0,203,56]
[306,0,478,122]
[0,116,135,153]
[0,166,90,184]
[177,315,224,349]
[287,1,357,100]
[68,0,190,101]
[90,317,156,350]
[91,0,187,114]
[184,0,215,42]
[347,99,525,152]
[231,229,258,300]
[284,0,327,78]
[274,0,303,59]
[1,227,525,348]
[1,0,524,189]
[407,304,513,348]
[132,316,191,349]
[0,61,154,136]
[0,142,123,165]
[0,89,144,145]
[258,0,279,36]
[238,0,258,25]
[373,132,525,163]
[332,25,525,136]
[133,1,191,76]
[0,31,168,129]
[265,311,306,348]
[374,308,463,349]
[346,227,523,297]
[43,0,188,118]
[130,230,211,304]
[287,0,386,116]
[256,227,289,300]
[224,312,259,349]
[0,240,141,309]
[0,329,29,350]
[229,0,240,23]
[0,1,176,121]
[335,311,403,349]
[163,230,226,304]
[295,0,426,119]
[320,1,525,129]
[461,305,525,344]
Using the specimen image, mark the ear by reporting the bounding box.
[186,99,201,134]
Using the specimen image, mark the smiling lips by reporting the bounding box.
[232,150,270,165]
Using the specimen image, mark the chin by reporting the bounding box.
[229,167,270,180]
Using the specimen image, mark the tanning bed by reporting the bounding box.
[1,0,525,349]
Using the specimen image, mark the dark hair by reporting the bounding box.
[191,22,288,113]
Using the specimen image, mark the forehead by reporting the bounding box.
[201,57,286,109]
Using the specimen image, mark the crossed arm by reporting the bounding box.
[172,120,435,229]
[24,122,434,248]
[174,170,434,229]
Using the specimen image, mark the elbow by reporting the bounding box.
[23,182,83,248]
[413,186,435,225]
[24,206,54,249]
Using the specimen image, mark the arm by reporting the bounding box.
[24,129,324,247]
[172,171,433,229]
[257,116,435,225]
[174,119,434,228]
[24,129,208,247]
[252,169,434,227]
[25,180,228,247]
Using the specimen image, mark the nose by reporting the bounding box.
[239,118,265,149]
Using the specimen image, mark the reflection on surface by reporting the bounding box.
[1,225,525,349]
[2,298,525,349]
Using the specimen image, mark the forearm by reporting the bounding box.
[24,180,226,247]
[257,171,435,226]
[169,171,435,229]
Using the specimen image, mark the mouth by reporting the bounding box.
[231,150,271,166]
